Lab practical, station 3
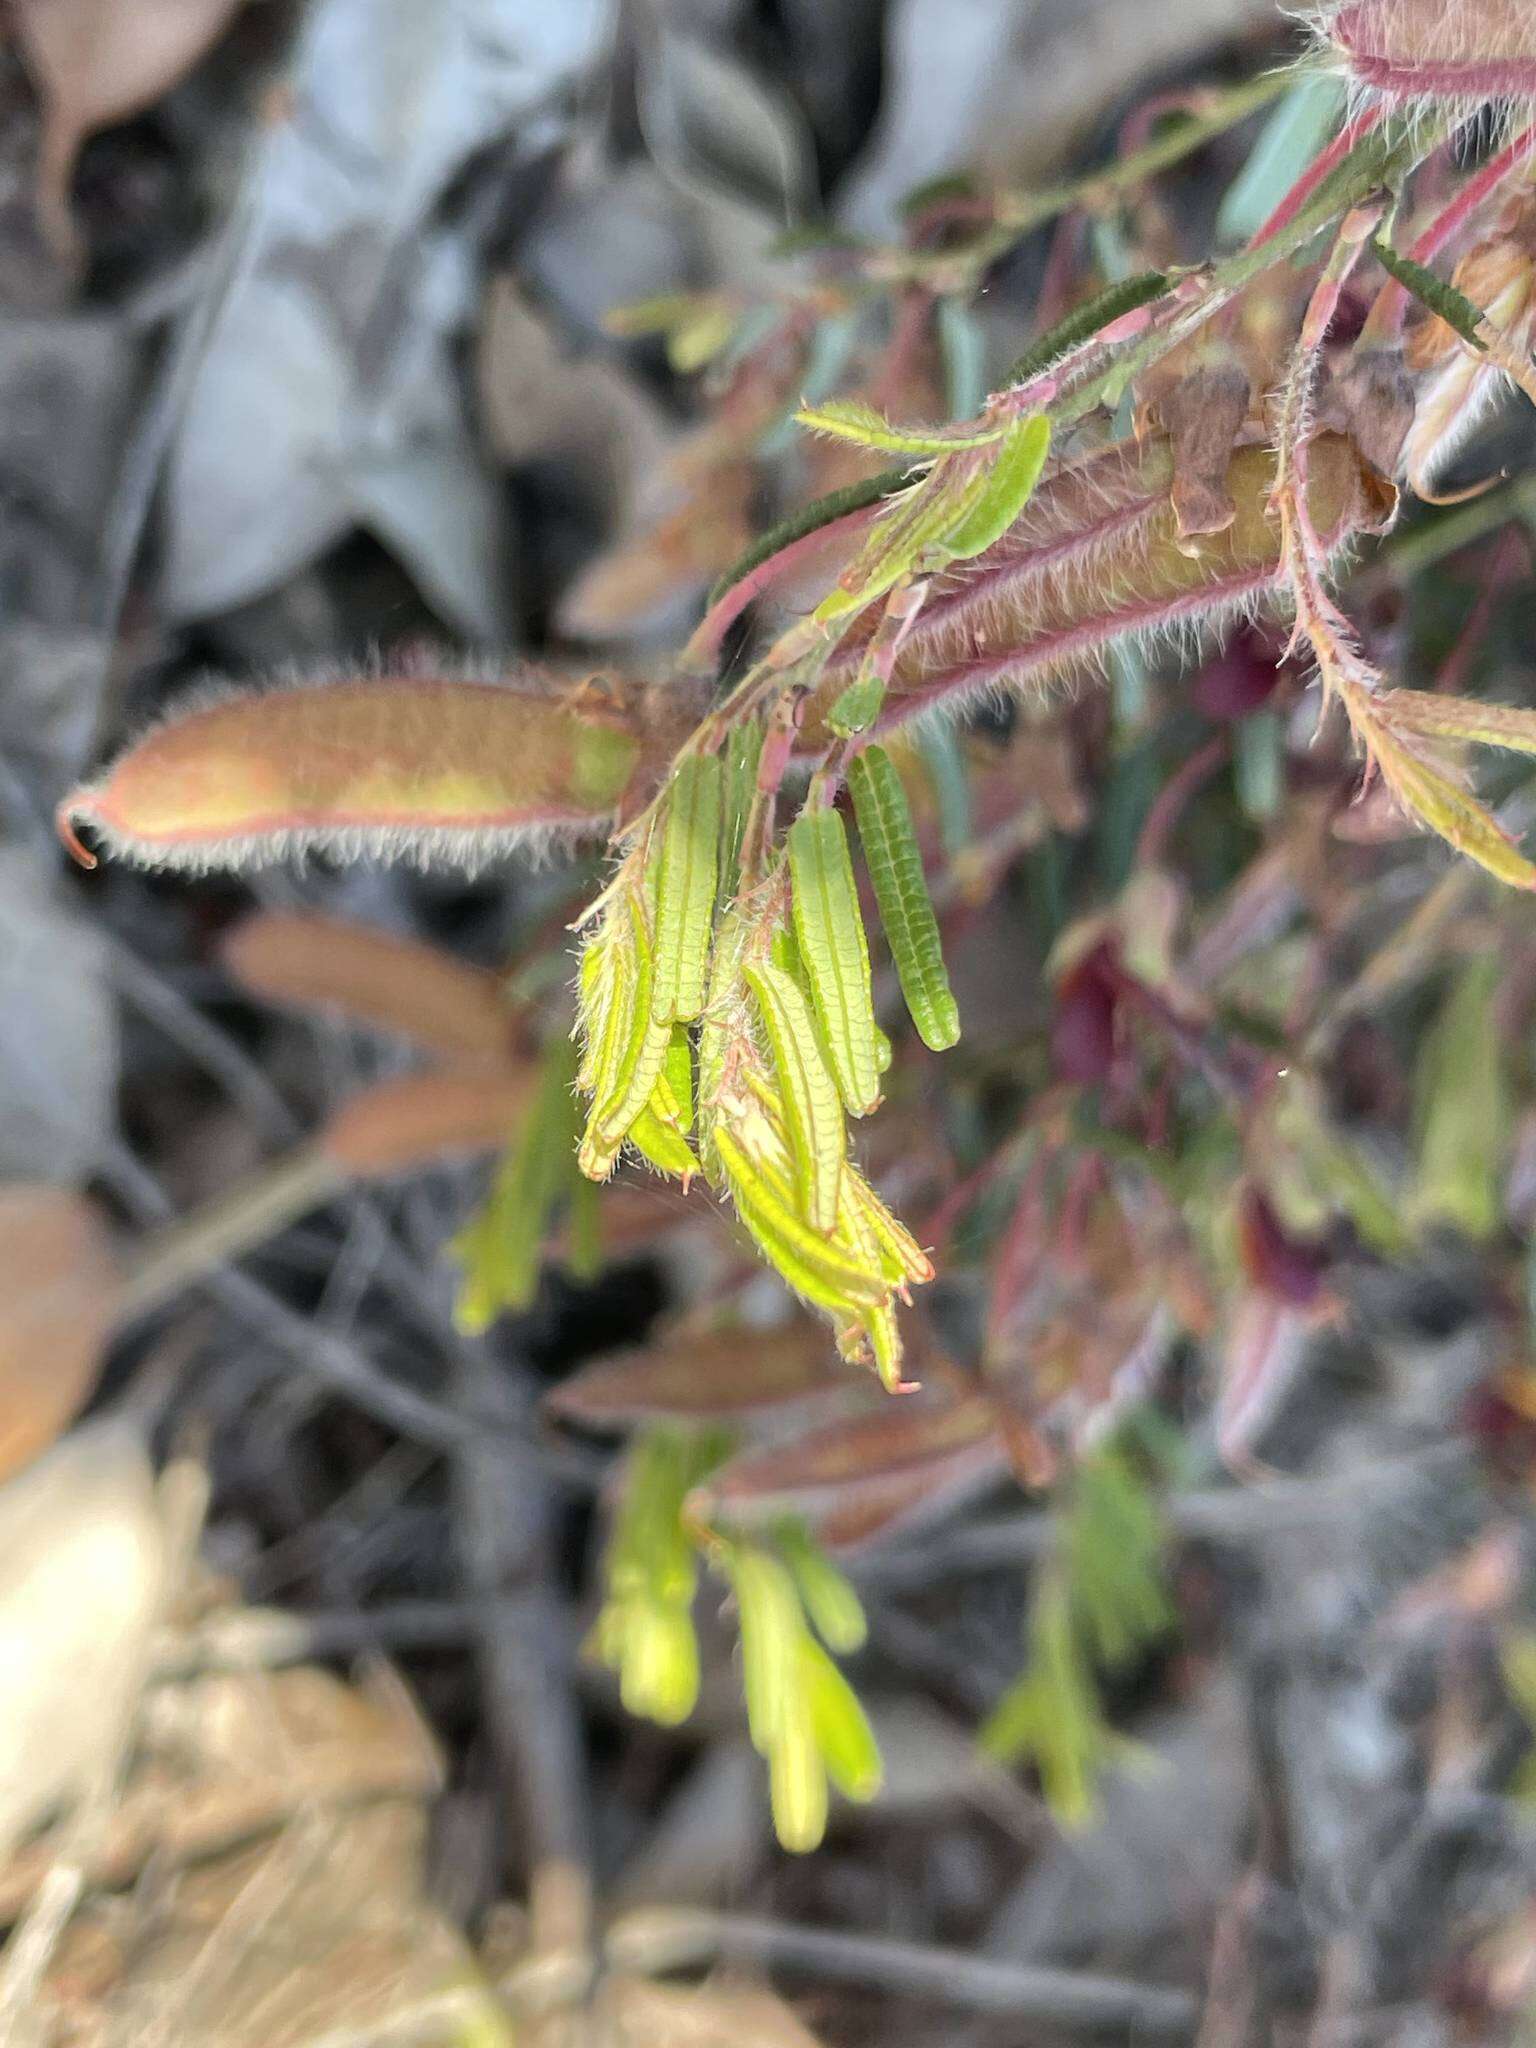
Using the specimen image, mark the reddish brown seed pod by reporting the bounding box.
[1321,0,1536,103]
[57,671,670,875]
[801,432,1389,749]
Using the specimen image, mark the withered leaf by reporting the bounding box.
[547,1317,851,1429]
[693,1393,1007,1547]
[222,911,515,1072]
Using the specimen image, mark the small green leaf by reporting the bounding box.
[629,1101,699,1180]
[827,669,887,740]
[847,746,960,1051]
[715,1128,889,1310]
[938,414,1051,562]
[788,807,882,1114]
[730,1544,807,1754]
[591,894,673,1154]
[768,1691,829,1852]
[720,719,765,899]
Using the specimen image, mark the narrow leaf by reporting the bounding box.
[546,1316,848,1427]
[322,1072,533,1178]
[1366,716,1536,891]
[731,1545,807,1754]
[847,747,960,1051]
[1003,271,1168,387]
[779,1521,868,1653]
[1371,238,1487,350]
[1378,689,1536,757]
[715,1128,890,1310]
[795,398,1001,456]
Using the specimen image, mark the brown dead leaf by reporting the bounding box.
[693,1393,1008,1548]
[547,1315,852,1429]
[13,0,247,261]
[221,910,516,1072]
[0,1183,122,1483]
[321,1071,533,1179]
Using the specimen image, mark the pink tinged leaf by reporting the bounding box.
[1051,943,1120,1084]
[545,1317,852,1429]
[692,1393,1009,1549]
[57,675,651,875]
[221,911,516,1071]
[1236,1186,1329,1309]
[1215,1291,1312,1472]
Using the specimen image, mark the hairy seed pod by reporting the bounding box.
[58,673,673,874]
[788,808,883,1116]
[846,746,961,1052]
[803,432,1388,748]
[1321,0,1536,103]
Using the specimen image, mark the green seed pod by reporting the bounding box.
[744,958,846,1234]
[847,746,960,1051]
[788,807,882,1114]
[651,753,723,1024]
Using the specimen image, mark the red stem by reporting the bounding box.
[1247,105,1388,251]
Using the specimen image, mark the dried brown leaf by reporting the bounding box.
[13,0,247,259]
[694,1393,1007,1547]
[222,911,515,1071]
[321,1072,532,1179]
[0,1184,121,1483]
[548,1316,851,1429]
